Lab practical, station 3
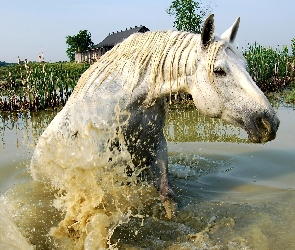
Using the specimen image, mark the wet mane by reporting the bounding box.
[69,31,224,103]
[206,40,224,84]
[206,39,246,85]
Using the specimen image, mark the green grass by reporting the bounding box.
[285,87,295,104]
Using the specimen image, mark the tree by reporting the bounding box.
[66,30,94,62]
[166,0,210,33]
[0,61,7,67]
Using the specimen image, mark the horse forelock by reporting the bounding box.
[206,39,225,85]
[205,39,246,85]
[69,31,201,103]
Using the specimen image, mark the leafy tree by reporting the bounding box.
[0,61,7,67]
[66,30,94,62]
[166,0,210,33]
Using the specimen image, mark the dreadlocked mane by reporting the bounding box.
[68,31,223,103]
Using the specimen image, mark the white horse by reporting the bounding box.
[30,14,279,219]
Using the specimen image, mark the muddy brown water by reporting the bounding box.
[0,102,294,249]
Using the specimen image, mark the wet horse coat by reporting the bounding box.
[30,15,279,218]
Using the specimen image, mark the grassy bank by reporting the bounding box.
[0,61,89,111]
[1,40,295,111]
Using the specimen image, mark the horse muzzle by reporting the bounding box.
[248,115,280,143]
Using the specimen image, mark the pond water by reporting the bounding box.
[0,100,295,250]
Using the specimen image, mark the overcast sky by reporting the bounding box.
[1,0,294,63]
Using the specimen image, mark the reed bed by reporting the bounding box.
[0,61,89,111]
[243,41,295,92]
[1,39,295,112]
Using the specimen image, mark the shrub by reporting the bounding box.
[243,42,294,92]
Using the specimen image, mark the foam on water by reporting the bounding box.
[42,140,158,248]
[0,131,249,250]
[0,148,255,249]
[1,181,61,249]
[2,146,295,249]
[0,205,33,250]
[2,160,160,249]
[168,152,231,179]
[0,110,160,249]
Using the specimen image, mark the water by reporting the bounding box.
[0,102,295,249]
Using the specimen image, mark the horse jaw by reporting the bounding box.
[223,51,280,143]
[221,105,280,143]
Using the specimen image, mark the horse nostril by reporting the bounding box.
[256,117,271,136]
[261,118,271,134]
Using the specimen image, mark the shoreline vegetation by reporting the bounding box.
[0,61,89,111]
[1,41,295,111]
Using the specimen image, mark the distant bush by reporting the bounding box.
[243,42,295,92]
[0,61,7,67]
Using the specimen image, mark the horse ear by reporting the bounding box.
[221,17,240,43]
[201,14,215,49]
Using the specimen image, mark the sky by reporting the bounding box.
[1,0,295,63]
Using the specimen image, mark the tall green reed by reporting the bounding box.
[1,40,295,111]
[243,42,294,92]
[0,61,89,111]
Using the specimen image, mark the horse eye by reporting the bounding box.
[213,68,226,76]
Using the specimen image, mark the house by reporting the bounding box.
[75,25,150,63]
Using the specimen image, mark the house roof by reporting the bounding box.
[94,25,150,48]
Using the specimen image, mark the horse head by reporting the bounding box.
[189,14,279,143]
